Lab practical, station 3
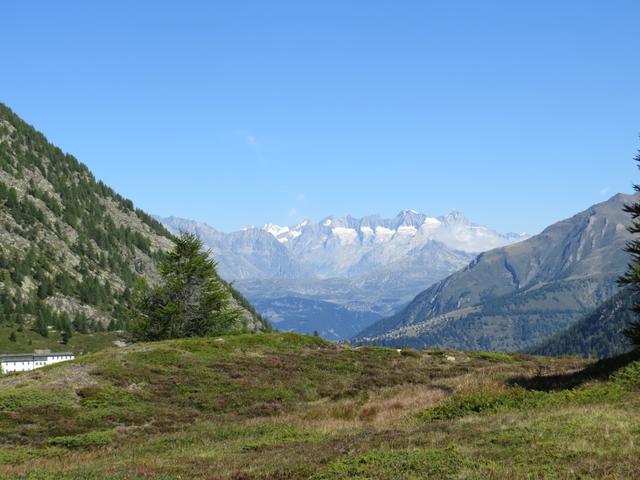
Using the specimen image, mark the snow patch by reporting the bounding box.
[263,224,290,237]
[375,226,395,240]
[332,227,358,243]
[397,225,417,235]
[422,217,442,227]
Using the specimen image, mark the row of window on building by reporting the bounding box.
[0,350,75,373]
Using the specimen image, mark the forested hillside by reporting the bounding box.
[528,289,637,358]
[0,103,267,344]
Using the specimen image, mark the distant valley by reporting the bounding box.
[160,211,528,339]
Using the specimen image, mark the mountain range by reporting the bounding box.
[1,101,637,358]
[162,211,527,281]
[354,193,635,351]
[7,100,586,349]
[160,212,527,339]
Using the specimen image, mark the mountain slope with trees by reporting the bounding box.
[0,103,267,343]
[528,288,637,358]
[354,193,635,351]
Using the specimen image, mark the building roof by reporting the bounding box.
[0,352,75,362]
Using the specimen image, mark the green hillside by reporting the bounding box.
[0,103,267,345]
[2,332,640,479]
[0,326,123,355]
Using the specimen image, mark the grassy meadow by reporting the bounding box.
[0,327,124,355]
[0,332,639,479]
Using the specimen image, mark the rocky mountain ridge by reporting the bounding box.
[354,193,635,351]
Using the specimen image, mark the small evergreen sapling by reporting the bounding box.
[130,233,241,341]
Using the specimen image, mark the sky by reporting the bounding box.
[1,1,639,235]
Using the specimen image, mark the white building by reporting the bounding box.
[0,350,75,374]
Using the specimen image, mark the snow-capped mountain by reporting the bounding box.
[159,211,528,339]
[250,210,527,279]
[265,210,526,252]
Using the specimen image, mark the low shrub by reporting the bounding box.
[612,360,640,388]
[49,430,114,449]
[399,348,420,358]
[469,351,515,363]
[312,447,463,479]
[419,384,625,421]
[0,388,68,411]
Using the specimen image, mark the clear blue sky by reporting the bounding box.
[2,1,639,234]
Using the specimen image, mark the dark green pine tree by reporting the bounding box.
[58,311,72,336]
[37,276,53,300]
[72,312,88,334]
[130,233,240,342]
[620,148,640,348]
[33,311,49,338]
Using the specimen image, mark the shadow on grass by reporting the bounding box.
[508,350,640,392]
